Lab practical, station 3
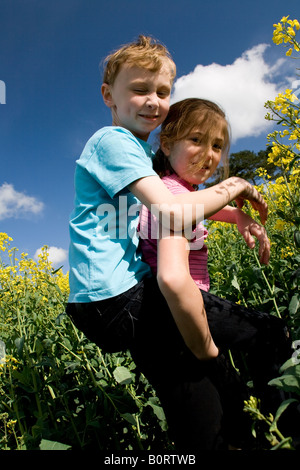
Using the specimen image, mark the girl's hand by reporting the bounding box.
[233,178,268,226]
[235,210,270,265]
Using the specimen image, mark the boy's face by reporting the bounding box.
[102,63,172,141]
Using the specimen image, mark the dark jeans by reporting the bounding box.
[66,277,292,450]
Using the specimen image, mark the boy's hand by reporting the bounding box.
[235,210,270,265]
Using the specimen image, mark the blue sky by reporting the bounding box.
[1,0,299,272]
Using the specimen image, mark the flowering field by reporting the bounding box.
[0,236,170,450]
[207,16,300,449]
[1,16,300,451]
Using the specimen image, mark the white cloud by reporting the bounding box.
[34,246,68,266]
[0,182,44,220]
[171,44,289,142]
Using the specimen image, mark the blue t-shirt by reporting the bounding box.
[68,126,157,303]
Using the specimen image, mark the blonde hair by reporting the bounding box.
[153,98,230,181]
[102,35,176,85]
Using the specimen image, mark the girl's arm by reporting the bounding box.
[129,175,268,231]
[156,228,219,361]
[209,205,270,265]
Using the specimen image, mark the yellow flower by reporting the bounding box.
[274,219,286,231]
[287,26,296,36]
[7,419,17,429]
[0,233,13,252]
[287,27,296,37]
[281,16,289,23]
[289,132,299,140]
[273,16,300,50]
[280,246,295,259]
[1,235,70,320]
[293,19,300,30]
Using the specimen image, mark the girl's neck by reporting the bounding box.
[165,171,198,191]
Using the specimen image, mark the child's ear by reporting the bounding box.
[101,83,114,108]
[160,140,171,156]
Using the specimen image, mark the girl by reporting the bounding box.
[136,98,292,449]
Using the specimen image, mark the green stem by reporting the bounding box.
[214,240,224,258]
[228,349,240,375]
[8,369,26,438]
[96,347,112,379]
[253,251,281,318]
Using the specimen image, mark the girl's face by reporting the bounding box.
[162,126,225,186]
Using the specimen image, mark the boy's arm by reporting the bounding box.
[209,205,270,265]
[129,175,268,230]
[156,228,219,361]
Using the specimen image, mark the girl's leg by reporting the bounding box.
[156,368,226,450]
[200,289,292,409]
[131,277,249,450]
[152,351,253,450]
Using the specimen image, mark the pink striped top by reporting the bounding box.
[138,173,210,291]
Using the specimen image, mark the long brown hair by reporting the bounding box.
[153,98,230,180]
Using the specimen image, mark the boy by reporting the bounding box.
[68,36,175,307]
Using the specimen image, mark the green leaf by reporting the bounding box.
[269,374,300,394]
[270,398,298,430]
[39,439,72,450]
[148,402,166,421]
[113,366,133,385]
[279,358,300,375]
[120,413,137,425]
[231,275,240,291]
[52,266,63,274]
[15,336,25,355]
[271,437,294,450]
[289,294,300,316]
